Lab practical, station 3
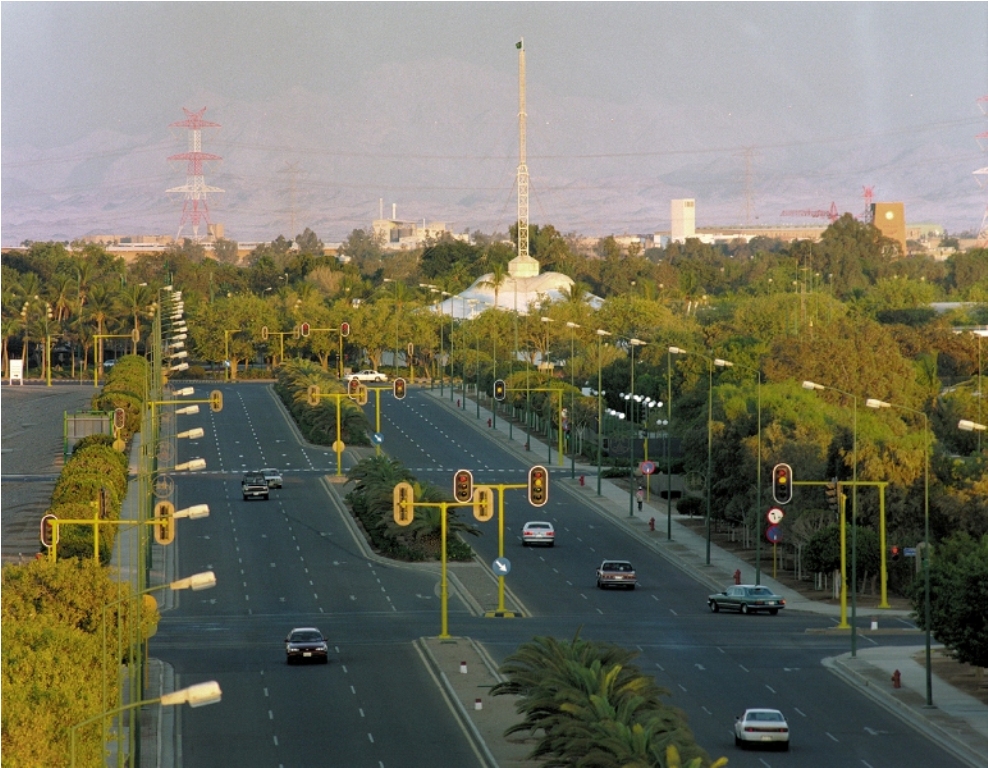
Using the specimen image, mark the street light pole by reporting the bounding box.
[566,321,581,478]
[596,329,611,496]
[869,398,933,706]
[805,380,859,656]
[627,338,646,517]
[670,346,714,564]
[715,358,763,584]
[666,348,674,540]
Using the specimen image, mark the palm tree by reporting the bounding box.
[478,262,509,310]
[86,285,115,369]
[114,283,154,353]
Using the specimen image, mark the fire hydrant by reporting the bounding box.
[578,475,585,487]
[892,669,901,689]
[487,418,492,428]
[648,517,655,531]
[733,569,742,585]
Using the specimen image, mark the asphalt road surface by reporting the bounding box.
[152,383,967,768]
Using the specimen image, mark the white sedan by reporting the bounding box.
[521,521,555,547]
[344,370,388,383]
[734,708,789,750]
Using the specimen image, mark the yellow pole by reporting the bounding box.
[557,391,564,465]
[374,389,383,456]
[497,488,506,613]
[838,489,849,628]
[878,484,890,608]
[440,502,450,639]
[335,394,343,476]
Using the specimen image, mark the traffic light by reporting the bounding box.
[209,390,223,413]
[300,322,310,338]
[307,385,320,406]
[393,482,414,526]
[113,407,126,431]
[528,465,548,507]
[453,470,474,503]
[393,377,407,400]
[771,463,793,505]
[890,545,900,562]
[40,513,58,549]
[340,321,350,337]
[493,379,506,401]
[825,478,839,512]
[348,378,361,398]
[261,326,269,340]
[154,501,176,546]
[356,383,368,406]
[473,485,495,522]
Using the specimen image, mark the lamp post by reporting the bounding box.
[383,278,400,375]
[805,379,858,655]
[71,682,222,768]
[541,316,555,448]
[670,346,714,564]
[715,358,763,584]
[223,329,241,381]
[468,300,479,413]
[666,348,675,540]
[566,321,581,478]
[867,399,933,706]
[596,329,611,496]
[627,339,647,517]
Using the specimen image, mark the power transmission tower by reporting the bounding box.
[167,107,223,243]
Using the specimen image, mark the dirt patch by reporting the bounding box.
[921,650,988,707]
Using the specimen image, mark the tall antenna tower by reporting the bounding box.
[517,39,530,261]
[167,107,223,243]
[509,39,539,278]
[976,96,988,246]
[862,186,875,223]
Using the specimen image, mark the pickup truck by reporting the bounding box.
[242,472,270,501]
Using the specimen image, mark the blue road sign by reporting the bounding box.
[765,524,783,544]
[372,432,384,444]
[492,557,511,575]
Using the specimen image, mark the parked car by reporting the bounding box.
[734,708,790,750]
[241,472,270,501]
[344,369,388,383]
[596,560,636,590]
[259,468,283,489]
[521,521,555,547]
[708,585,785,615]
[285,627,329,664]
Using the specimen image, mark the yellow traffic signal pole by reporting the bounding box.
[363,385,394,456]
[307,389,355,476]
[476,483,528,616]
[793,479,890,620]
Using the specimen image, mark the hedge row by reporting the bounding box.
[274,360,370,446]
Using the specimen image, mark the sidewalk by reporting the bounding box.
[421,384,988,768]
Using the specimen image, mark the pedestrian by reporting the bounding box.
[636,486,644,512]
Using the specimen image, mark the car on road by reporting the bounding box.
[734,708,789,750]
[521,521,555,547]
[708,585,785,615]
[596,560,636,589]
[344,369,388,383]
[241,472,270,501]
[259,468,283,489]
[285,627,329,664]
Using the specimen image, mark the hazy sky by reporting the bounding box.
[2,2,987,240]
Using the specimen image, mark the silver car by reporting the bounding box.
[734,708,789,750]
[260,468,283,489]
[521,521,555,547]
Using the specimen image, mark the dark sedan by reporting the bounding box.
[708,585,785,615]
[285,627,329,664]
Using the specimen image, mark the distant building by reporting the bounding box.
[670,199,696,243]
[371,218,468,250]
[872,202,907,254]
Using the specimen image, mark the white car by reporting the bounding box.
[521,521,555,547]
[344,370,388,383]
[259,468,283,489]
[734,708,790,750]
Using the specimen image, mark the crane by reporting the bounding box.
[780,201,839,223]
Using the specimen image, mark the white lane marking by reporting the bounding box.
[263,688,269,697]
[359,708,364,717]
[678,684,687,692]
[596,608,603,614]
[739,664,749,672]
[351,685,356,694]
[368,732,375,743]
[702,706,712,715]
[268,710,274,719]
[273,736,279,746]
[826,732,839,742]
[669,609,678,616]
[793,707,806,717]
[655,663,665,672]
[765,684,776,693]
[342,665,348,674]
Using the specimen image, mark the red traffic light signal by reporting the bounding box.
[493,379,506,401]
[348,378,361,398]
[340,321,350,337]
[890,545,900,561]
[300,322,310,338]
[528,465,548,507]
[393,377,407,400]
[772,463,793,505]
[453,469,474,503]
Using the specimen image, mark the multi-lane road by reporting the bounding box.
[152,383,965,767]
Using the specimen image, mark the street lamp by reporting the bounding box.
[627,339,647,517]
[715,358,763,584]
[804,379,859,653]
[72,681,221,768]
[596,329,611,496]
[868,398,933,706]
[566,322,581,478]
[670,346,714,564]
